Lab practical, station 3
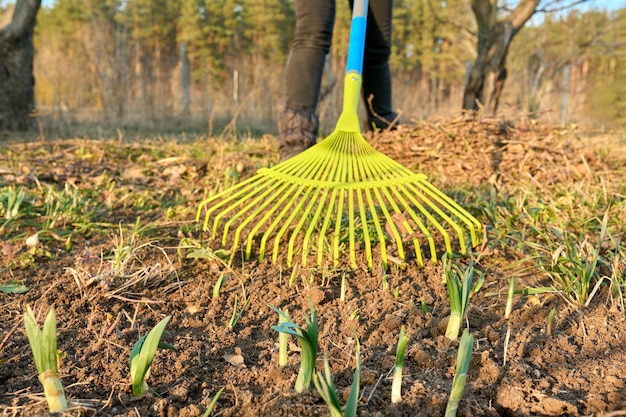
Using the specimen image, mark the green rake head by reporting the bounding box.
[196,73,483,270]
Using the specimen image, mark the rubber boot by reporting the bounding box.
[278,108,319,161]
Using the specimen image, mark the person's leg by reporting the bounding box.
[279,0,335,159]
[350,0,398,130]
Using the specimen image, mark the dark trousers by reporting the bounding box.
[284,0,394,123]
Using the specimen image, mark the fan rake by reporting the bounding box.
[197,0,482,270]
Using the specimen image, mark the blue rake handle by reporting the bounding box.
[346,0,369,76]
[335,0,369,132]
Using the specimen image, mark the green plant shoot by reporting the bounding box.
[313,337,361,417]
[212,274,228,300]
[445,328,474,417]
[228,294,251,329]
[129,315,175,396]
[23,306,68,413]
[202,387,225,417]
[278,308,290,367]
[271,302,318,393]
[505,277,515,320]
[1,280,29,294]
[444,257,476,340]
[391,325,409,403]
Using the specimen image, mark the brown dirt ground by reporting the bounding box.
[1,114,625,416]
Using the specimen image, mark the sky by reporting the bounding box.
[573,0,626,12]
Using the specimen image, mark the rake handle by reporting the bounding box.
[336,0,369,132]
[346,0,369,75]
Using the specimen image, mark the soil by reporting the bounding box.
[1,114,625,416]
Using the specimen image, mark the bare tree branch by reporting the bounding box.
[426,0,477,38]
[509,0,541,30]
[536,0,589,14]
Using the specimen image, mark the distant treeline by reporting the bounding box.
[1,0,623,130]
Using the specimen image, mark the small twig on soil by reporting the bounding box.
[231,382,239,408]
[132,304,140,330]
[365,367,393,403]
[0,320,21,353]
[108,294,164,304]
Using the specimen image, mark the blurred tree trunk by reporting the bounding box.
[0,0,41,130]
[180,42,190,117]
[462,0,539,113]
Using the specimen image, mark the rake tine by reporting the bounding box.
[256,184,311,262]
[347,188,356,268]
[332,187,345,267]
[331,135,351,267]
[418,180,482,247]
[346,143,357,268]
[397,185,442,262]
[361,153,407,263]
[415,188,454,253]
[275,145,328,177]
[412,182,466,250]
[357,147,406,265]
[284,186,324,266]
[233,181,293,259]
[364,186,388,270]
[374,187,405,262]
[389,185,428,266]
[196,174,258,219]
[317,188,338,267]
[303,188,331,267]
[197,176,263,232]
[410,180,474,253]
[356,188,373,270]
[207,178,277,237]
[380,186,409,261]
[219,179,287,246]
[408,182,462,252]
[352,142,376,269]
[308,134,347,267]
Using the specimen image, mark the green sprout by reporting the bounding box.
[278,308,290,367]
[445,329,474,417]
[23,306,68,413]
[271,302,318,393]
[228,294,251,330]
[212,274,228,300]
[1,185,26,225]
[1,280,29,294]
[313,337,361,417]
[391,325,409,403]
[525,213,609,307]
[129,315,175,396]
[202,387,225,417]
[444,257,480,340]
[505,277,515,320]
